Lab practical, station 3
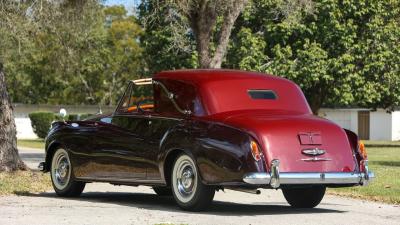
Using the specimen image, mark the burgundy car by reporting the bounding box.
[40,70,373,211]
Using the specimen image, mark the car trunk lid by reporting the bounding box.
[218,110,356,173]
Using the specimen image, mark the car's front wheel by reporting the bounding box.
[50,148,85,197]
[171,154,215,211]
[282,186,326,208]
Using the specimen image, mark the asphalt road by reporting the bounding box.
[1,147,398,225]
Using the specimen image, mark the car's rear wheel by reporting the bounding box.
[171,154,215,211]
[153,186,172,196]
[50,148,85,197]
[282,186,326,208]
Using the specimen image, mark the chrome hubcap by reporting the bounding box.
[178,165,195,195]
[51,149,71,190]
[173,156,197,203]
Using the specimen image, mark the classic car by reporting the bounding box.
[39,69,374,211]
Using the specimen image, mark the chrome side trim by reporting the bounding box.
[243,159,375,187]
[301,157,332,161]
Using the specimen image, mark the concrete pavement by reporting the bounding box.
[2,147,397,225]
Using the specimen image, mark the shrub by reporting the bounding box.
[28,112,55,138]
[29,112,95,138]
[67,114,79,121]
[79,113,93,120]
[66,113,93,121]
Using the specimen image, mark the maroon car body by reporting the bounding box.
[41,70,373,210]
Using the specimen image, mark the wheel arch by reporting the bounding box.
[44,141,62,172]
[162,148,185,186]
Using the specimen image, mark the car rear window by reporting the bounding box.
[248,90,278,100]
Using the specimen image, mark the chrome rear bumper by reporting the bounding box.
[243,159,374,188]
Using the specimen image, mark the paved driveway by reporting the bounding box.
[18,147,45,170]
[1,147,397,225]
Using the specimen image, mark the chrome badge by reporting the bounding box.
[302,148,326,156]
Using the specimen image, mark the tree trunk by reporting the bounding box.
[188,0,249,69]
[209,0,248,69]
[0,62,26,171]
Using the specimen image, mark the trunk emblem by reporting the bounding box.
[302,148,326,156]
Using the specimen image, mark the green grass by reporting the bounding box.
[0,171,52,196]
[362,140,400,147]
[328,147,400,204]
[17,139,45,149]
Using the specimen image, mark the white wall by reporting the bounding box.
[319,109,358,134]
[15,118,38,139]
[392,111,400,141]
[370,110,392,141]
[320,108,400,141]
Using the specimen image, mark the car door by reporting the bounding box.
[89,81,162,182]
[143,115,181,180]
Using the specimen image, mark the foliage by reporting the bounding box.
[66,113,93,121]
[227,0,400,113]
[28,111,93,138]
[137,1,198,74]
[0,1,143,106]
[1,0,400,114]
[28,112,55,138]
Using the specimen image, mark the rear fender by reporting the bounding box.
[160,121,266,185]
[344,129,362,170]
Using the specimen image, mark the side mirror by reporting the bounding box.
[59,108,67,119]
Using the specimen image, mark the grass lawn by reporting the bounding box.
[363,140,400,147]
[17,139,45,149]
[328,146,400,204]
[0,171,51,196]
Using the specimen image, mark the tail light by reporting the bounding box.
[358,140,367,159]
[250,140,262,161]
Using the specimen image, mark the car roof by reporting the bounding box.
[154,69,293,85]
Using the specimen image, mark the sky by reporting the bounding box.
[104,0,138,8]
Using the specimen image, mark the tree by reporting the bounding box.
[226,0,400,114]
[140,0,249,69]
[0,62,26,171]
[138,1,197,74]
[1,1,143,105]
[103,6,144,106]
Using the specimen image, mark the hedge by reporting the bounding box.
[29,112,94,138]
[28,112,55,139]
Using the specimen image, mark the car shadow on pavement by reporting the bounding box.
[20,191,345,216]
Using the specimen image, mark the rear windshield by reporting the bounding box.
[248,90,277,100]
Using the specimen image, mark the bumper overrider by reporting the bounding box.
[243,159,374,188]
